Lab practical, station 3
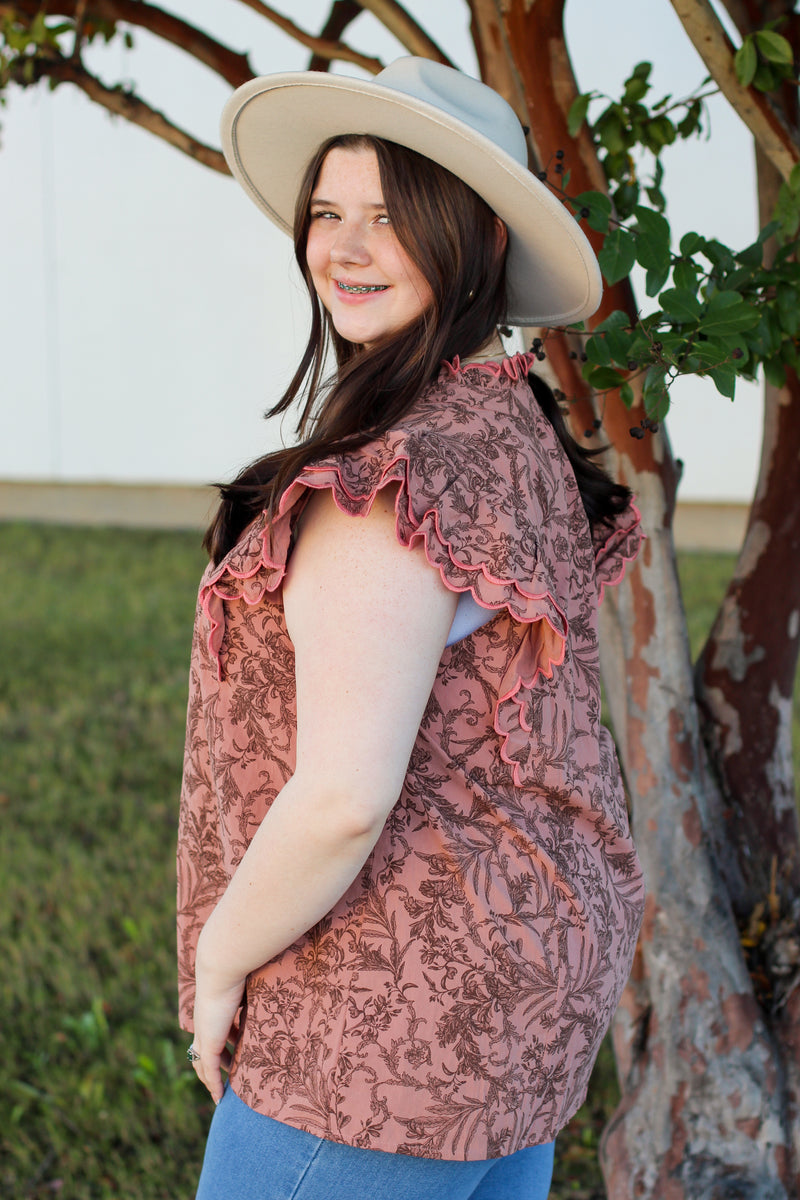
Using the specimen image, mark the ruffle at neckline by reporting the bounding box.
[441,350,537,380]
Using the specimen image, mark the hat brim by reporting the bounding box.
[220,72,601,327]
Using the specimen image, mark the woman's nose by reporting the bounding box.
[330,222,370,265]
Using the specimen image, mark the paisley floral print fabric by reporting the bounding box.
[177,353,646,1160]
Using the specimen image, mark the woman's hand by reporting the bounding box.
[190,957,245,1104]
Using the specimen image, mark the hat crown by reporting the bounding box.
[375,58,528,168]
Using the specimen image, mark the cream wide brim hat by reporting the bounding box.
[220,57,601,327]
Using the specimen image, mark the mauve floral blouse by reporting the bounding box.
[177,352,646,1160]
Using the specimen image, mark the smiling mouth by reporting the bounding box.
[336,282,389,294]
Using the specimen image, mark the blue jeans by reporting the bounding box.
[196,1086,554,1199]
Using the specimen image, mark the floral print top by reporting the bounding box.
[177,352,645,1160]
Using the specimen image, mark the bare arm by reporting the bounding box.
[191,484,458,1100]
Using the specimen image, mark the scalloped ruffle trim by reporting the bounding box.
[594,502,644,604]
[198,457,570,786]
[441,350,538,381]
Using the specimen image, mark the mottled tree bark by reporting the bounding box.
[479,1,799,1195]
[694,2,800,1185]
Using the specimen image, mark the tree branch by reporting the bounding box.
[669,0,799,181]
[467,0,533,133]
[355,0,454,66]
[9,50,228,172]
[308,0,362,73]
[0,0,255,87]
[232,0,384,74]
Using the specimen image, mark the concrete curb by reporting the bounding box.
[0,481,749,553]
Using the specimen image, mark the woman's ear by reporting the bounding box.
[494,217,508,256]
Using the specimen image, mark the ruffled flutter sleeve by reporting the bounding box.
[197,371,643,786]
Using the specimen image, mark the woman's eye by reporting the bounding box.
[375,213,391,225]
[311,210,338,221]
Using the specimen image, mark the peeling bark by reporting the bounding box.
[489,1,799,1194]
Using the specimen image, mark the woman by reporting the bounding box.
[177,58,645,1200]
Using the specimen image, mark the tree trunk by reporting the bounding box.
[694,149,800,917]
[477,1,799,1195]
[693,5,800,1186]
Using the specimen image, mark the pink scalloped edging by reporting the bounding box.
[441,350,538,381]
[200,451,570,684]
[492,627,568,788]
[595,502,645,606]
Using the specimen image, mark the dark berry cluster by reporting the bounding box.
[629,416,659,439]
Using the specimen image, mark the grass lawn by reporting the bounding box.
[0,523,797,1199]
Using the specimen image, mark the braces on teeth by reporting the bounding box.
[337,282,388,293]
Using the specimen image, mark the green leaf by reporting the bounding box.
[726,266,757,290]
[595,108,627,155]
[708,365,737,398]
[753,61,778,92]
[777,283,800,335]
[734,36,758,87]
[594,310,633,363]
[642,365,670,420]
[635,232,669,274]
[585,334,612,367]
[735,240,763,267]
[572,190,612,233]
[30,12,47,43]
[645,183,666,211]
[750,312,783,358]
[758,219,782,243]
[692,337,732,368]
[634,205,671,273]
[763,356,787,387]
[619,381,635,408]
[645,263,671,297]
[672,259,699,292]
[624,75,649,103]
[598,227,636,284]
[647,116,677,149]
[567,92,592,137]
[607,331,635,364]
[702,239,736,270]
[635,205,671,243]
[659,287,702,322]
[680,231,704,256]
[595,309,630,334]
[702,290,760,335]
[584,365,626,391]
[677,99,702,139]
[754,30,794,67]
[774,177,800,241]
[612,180,639,221]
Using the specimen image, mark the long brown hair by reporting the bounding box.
[204,134,507,562]
[204,134,631,563]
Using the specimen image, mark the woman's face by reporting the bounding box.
[306,146,433,348]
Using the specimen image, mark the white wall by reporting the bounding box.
[0,0,762,499]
